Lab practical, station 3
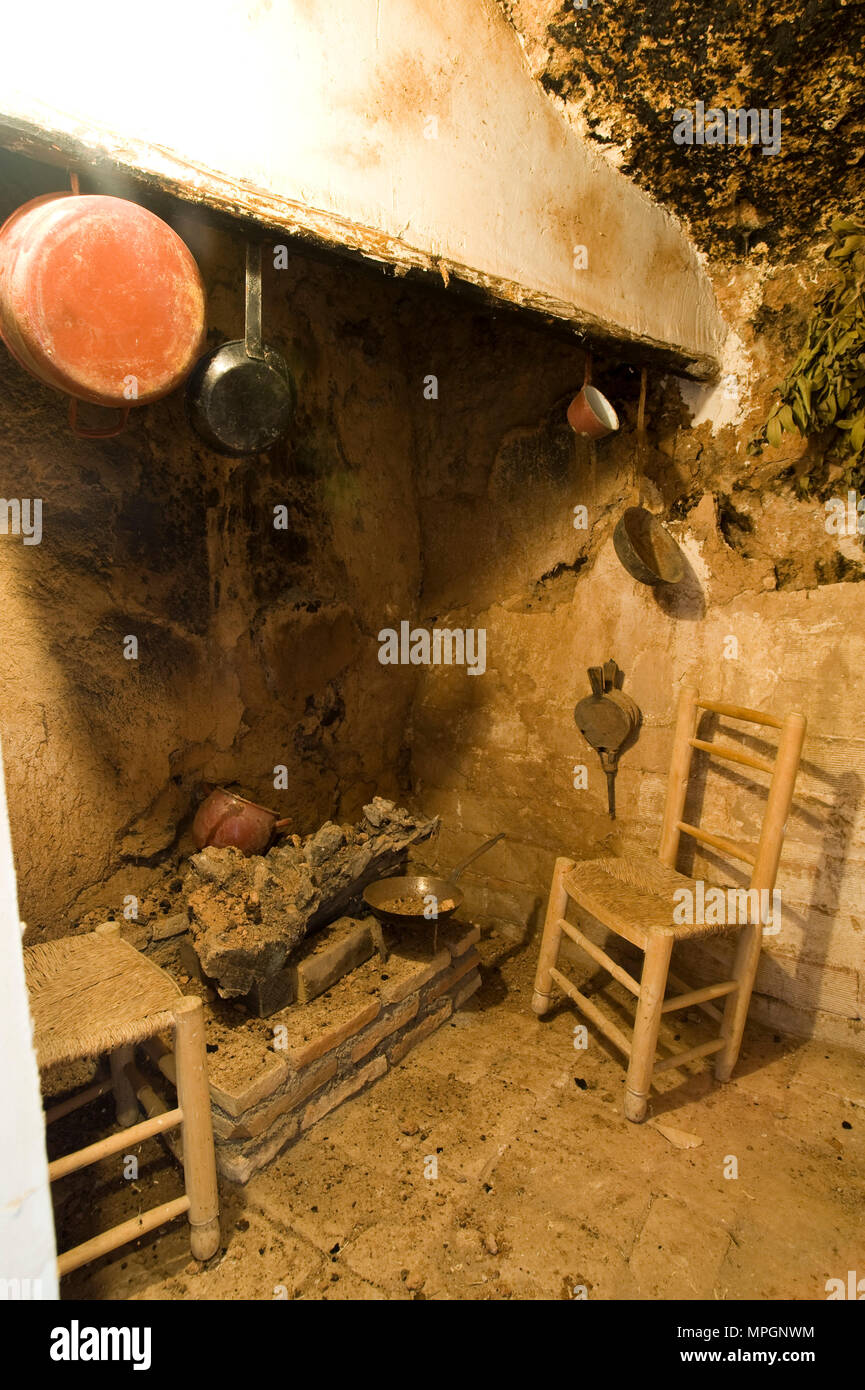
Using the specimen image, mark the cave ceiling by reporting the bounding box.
[498,0,865,262]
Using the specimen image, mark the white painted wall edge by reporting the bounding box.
[0,0,726,377]
[0,734,57,1299]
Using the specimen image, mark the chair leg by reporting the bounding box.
[109,1044,139,1128]
[173,997,220,1261]
[714,923,761,1082]
[624,935,673,1123]
[531,856,575,1016]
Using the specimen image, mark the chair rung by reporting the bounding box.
[661,980,738,1014]
[57,1195,191,1277]
[557,918,641,996]
[689,738,775,776]
[696,699,783,730]
[143,1035,177,1086]
[48,1106,184,1182]
[125,1059,183,1163]
[676,821,757,866]
[653,1037,725,1075]
[667,970,723,1022]
[549,966,632,1058]
[44,1077,113,1125]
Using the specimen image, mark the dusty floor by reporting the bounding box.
[55,927,863,1301]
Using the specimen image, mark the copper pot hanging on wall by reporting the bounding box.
[0,190,206,436]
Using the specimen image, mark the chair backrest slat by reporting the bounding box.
[658,686,699,869]
[696,698,783,730]
[675,820,757,866]
[688,737,775,776]
[659,686,806,895]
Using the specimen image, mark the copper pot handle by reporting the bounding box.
[68,397,131,439]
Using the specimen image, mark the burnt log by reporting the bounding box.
[185,797,437,1005]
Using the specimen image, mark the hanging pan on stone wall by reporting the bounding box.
[0,176,206,437]
[612,368,685,585]
[363,833,505,928]
[186,240,296,456]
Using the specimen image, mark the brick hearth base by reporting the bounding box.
[182,921,480,1183]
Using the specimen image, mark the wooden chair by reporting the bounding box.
[24,921,220,1276]
[532,686,806,1121]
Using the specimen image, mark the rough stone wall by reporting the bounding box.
[403,257,865,1051]
[0,152,421,933]
[2,99,863,1052]
[418,0,861,1048]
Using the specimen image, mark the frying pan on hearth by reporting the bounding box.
[363,833,504,927]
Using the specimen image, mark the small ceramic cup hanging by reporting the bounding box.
[567,352,620,439]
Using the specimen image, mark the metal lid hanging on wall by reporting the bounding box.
[612,368,686,585]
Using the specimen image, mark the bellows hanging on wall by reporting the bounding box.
[574,659,641,819]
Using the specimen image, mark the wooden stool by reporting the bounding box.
[532,687,806,1121]
[24,922,220,1276]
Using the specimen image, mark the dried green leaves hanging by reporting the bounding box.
[757,218,865,472]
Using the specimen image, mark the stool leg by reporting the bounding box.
[531,857,575,1015]
[714,923,761,1082]
[109,1045,139,1128]
[624,935,673,1122]
[174,997,220,1261]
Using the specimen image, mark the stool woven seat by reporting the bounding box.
[25,930,180,1070]
[24,922,220,1275]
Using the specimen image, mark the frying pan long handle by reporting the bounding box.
[450,832,505,883]
[632,366,648,502]
[245,242,264,360]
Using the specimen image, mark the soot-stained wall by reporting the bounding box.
[0,152,421,934]
[1,132,862,1050]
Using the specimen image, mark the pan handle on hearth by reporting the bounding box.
[450,832,505,883]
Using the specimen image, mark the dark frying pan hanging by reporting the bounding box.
[612,368,685,585]
[186,241,295,456]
